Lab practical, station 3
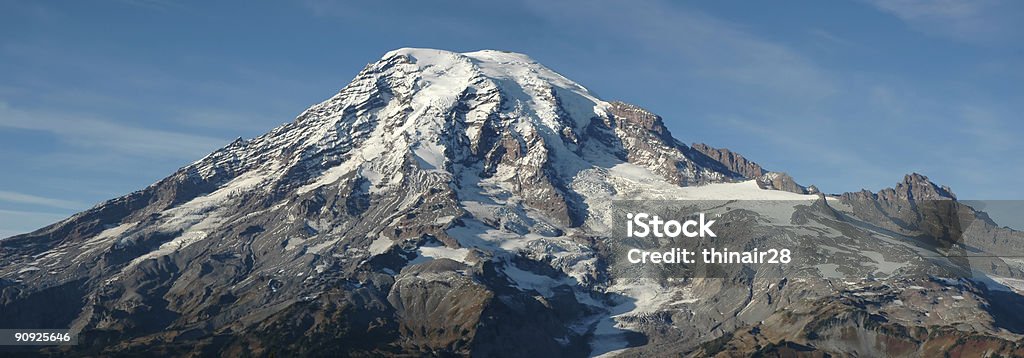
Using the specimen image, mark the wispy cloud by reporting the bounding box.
[0,209,70,239]
[958,105,1015,153]
[0,101,227,159]
[863,0,1023,45]
[714,113,893,190]
[0,190,86,210]
[807,29,863,52]
[520,0,837,102]
[1,42,311,137]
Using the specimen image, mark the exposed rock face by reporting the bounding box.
[691,142,765,179]
[833,173,1024,259]
[600,103,740,186]
[758,171,818,194]
[899,173,957,200]
[841,173,957,202]
[1,48,1022,357]
[691,142,816,194]
[691,277,1024,357]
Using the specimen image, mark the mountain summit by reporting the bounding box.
[3,48,1023,357]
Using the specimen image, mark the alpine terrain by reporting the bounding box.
[3,48,1024,357]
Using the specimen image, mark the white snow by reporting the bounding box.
[125,231,208,270]
[412,142,447,171]
[669,179,818,201]
[606,279,677,314]
[110,169,273,275]
[815,263,843,279]
[368,236,394,255]
[408,242,471,265]
[462,49,606,126]
[977,275,1024,293]
[78,221,137,256]
[859,250,908,276]
[296,158,362,195]
[17,266,40,274]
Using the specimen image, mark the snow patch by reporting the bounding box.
[409,242,471,265]
[368,236,394,255]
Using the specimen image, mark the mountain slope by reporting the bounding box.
[1,48,1023,357]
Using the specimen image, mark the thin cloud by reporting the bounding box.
[0,102,227,160]
[716,114,889,181]
[0,209,71,239]
[959,105,1015,153]
[807,29,864,52]
[0,191,86,210]
[863,0,1023,45]
[519,0,837,102]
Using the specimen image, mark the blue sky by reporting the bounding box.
[1,0,1022,237]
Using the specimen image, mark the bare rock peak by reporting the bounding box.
[842,172,957,201]
[757,171,818,195]
[691,142,765,179]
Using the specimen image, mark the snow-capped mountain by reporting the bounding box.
[2,48,1024,357]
